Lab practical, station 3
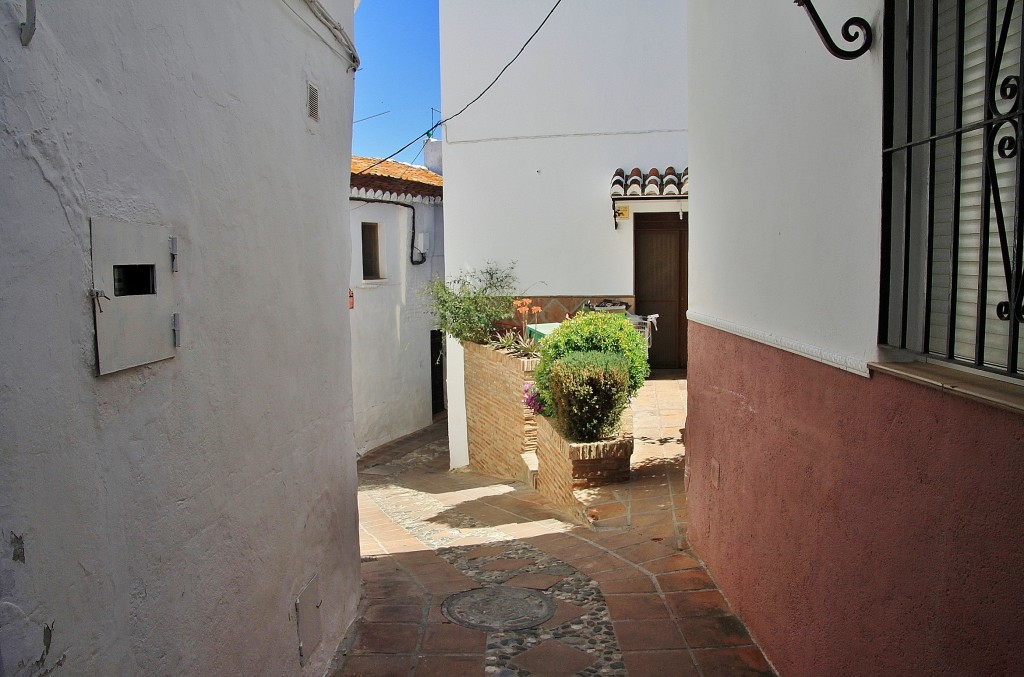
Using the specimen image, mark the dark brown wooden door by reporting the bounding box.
[634,212,688,369]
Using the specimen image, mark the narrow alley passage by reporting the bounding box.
[331,375,774,677]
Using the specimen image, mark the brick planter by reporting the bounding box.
[463,341,538,485]
[463,340,634,519]
[535,410,633,513]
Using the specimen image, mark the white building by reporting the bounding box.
[688,2,1024,675]
[349,148,445,454]
[439,0,689,467]
[0,1,361,674]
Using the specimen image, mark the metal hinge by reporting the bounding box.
[172,313,181,347]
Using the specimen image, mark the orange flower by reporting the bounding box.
[531,306,542,314]
[517,306,528,315]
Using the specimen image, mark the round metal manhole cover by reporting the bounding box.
[441,586,556,631]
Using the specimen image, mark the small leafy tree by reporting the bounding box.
[423,262,517,344]
[535,312,649,412]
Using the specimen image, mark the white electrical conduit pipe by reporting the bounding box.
[280,0,360,70]
[303,0,360,69]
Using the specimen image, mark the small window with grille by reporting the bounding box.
[882,0,1024,379]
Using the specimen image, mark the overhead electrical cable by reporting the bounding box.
[355,0,564,173]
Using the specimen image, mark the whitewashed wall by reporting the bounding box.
[688,1,885,374]
[349,199,443,454]
[0,1,360,674]
[439,0,688,466]
[439,0,688,295]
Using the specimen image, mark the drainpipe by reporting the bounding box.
[352,197,427,265]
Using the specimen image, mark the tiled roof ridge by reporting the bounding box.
[611,166,688,198]
[351,155,443,202]
[351,155,443,186]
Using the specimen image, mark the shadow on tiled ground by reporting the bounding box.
[332,373,775,677]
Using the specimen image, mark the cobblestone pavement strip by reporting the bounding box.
[332,374,776,677]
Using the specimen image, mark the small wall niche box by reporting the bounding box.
[90,218,178,375]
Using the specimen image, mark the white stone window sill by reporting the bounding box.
[869,360,1024,415]
[358,279,388,289]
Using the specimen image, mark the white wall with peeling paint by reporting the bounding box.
[0,1,360,674]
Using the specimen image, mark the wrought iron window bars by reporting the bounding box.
[881,0,1024,378]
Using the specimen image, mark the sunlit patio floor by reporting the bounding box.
[331,372,775,677]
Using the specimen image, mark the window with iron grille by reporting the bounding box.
[882,0,1024,379]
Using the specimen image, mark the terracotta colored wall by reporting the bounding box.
[687,323,1024,677]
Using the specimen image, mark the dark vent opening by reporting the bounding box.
[113,264,156,296]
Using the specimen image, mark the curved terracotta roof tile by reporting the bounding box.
[611,166,689,198]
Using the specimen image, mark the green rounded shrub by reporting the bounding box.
[547,351,630,442]
[535,311,649,413]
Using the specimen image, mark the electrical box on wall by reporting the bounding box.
[90,218,177,375]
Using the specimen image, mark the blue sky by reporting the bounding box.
[352,1,441,165]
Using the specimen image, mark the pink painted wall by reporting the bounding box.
[687,323,1024,676]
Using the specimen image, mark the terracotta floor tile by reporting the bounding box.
[629,496,674,514]
[693,646,776,677]
[591,515,629,529]
[622,650,702,677]
[679,615,754,649]
[629,512,675,529]
[597,574,657,594]
[351,623,420,654]
[530,533,578,551]
[585,501,628,521]
[542,598,589,629]
[384,540,430,554]
[363,604,424,623]
[605,593,671,620]
[363,581,423,599]
[665,590,732,618]
[511,639,599,677]
[414,654,486,677]
[585,530,654,550]
[613,619,687,650]
[501,522,561,538]
[656,569,716,592]
[573,552,629,575]
[425,603,447,624]
[642,552,701,574]
[338,653,413,677]
[615,540,678,564]
[421,579,477,595]
[541,540,602,557]
[504,572,564,590]
[419,623,487,654]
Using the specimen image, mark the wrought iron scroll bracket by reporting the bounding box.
[794,0,873,60]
